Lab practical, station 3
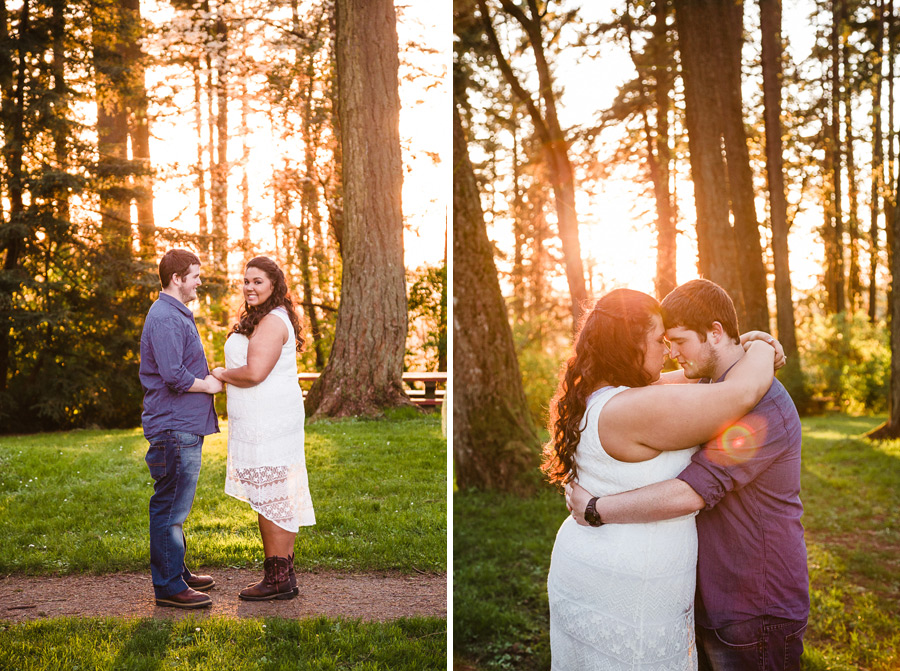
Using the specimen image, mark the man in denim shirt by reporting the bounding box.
[140,249,222,609]
[567,279,809,671]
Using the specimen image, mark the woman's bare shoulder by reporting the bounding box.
[257,310,289,340]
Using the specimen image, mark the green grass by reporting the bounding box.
[0,616,446,670]
[0,415,446,574]
[454,413,900,671]
[453,487,557,670]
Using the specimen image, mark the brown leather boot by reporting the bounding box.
[186,573,216,592]
[238,556,296,601]
[287,553,299,596]
[155,587,212,609]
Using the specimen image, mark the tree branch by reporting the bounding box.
[500,0,564,146]
[299,300,337,313]
[475,0,552,146]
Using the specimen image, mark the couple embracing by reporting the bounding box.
[546,279,810,670]
[139,249,314,609]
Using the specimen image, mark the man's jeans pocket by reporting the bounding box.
[712,618,761,648]
[145,442,167,480]
[172,431,202,449]
[782,620,807,670]
[699,616,807,671]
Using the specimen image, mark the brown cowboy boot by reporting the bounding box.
[238,556,296,601]
[287,553,299,596]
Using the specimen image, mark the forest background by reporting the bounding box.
[455,0,900,477]
[0,0,449,434]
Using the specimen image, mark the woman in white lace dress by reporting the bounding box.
[212,256,315,601]
[544,288,776,670]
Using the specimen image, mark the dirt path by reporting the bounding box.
[0,569,446,623]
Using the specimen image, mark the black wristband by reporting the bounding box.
[584,496,604,527]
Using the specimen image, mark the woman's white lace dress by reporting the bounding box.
[224,307,315,532]
[548,386,698,670]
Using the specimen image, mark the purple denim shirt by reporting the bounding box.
[677,375,809,629]
[139,293,219,440]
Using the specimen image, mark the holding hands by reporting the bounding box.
[204,374,224,394]
[740,331,786,370]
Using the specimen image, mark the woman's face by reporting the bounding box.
[243,266,274,307]
[642,314,670,382]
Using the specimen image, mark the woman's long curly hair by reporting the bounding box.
[232,256,305,352]
[542,288,661,485]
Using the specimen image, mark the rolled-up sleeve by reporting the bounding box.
[147,318,196,393]
[677,401,790,509]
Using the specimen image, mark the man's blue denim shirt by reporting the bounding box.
[139,293,219,440]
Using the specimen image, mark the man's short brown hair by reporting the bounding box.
[158,249,200,288]
[660,278,740,344]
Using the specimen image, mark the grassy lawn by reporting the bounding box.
[0,616,446,670]
[0,413,447,669]
[0,411,446,574]
[453,413,900,671]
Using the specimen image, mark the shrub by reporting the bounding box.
[798,311,889,414]
[511,310,572,430]
[517,341,562,430]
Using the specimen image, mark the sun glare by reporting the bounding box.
[481,0,829,302]
[141,1,448,276]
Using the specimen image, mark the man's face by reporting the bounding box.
[175,264,202,304]
[665,325,718,379]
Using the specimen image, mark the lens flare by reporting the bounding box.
[706,420,766,465]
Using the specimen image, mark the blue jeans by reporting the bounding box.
[698,616,807,671]
[145,430,204,598]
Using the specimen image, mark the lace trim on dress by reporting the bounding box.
[225,461,316,531]
[234,465,289,487]
[251,496,295,525]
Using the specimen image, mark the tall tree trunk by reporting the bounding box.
[295,0,326,369]
[453,102,540,491]
[650,0,676,301]
[510,103,526,322]
[672,0,745,318]
[718,0,769,331]
[47,0,69,348]
[305,0,411,417]
[625,0,677,301]
[439,224,447,373]
[530,187,550,344]
[0,0,29,391]
[883,0,897,196]
[846,75,861,312]
[210,4,228,284]
[91,0,133,265]
[476,0,588,325]
[239,50,250,266]
[886,0,897,322]
[871,0,886,321]
[50,0,69,225]
[205,49,215,264]
[760,0,799,361]
[325,1,343,253]
[301,84,325,369]
[193,57,209,257]
[122,0,154,262]
[826,0,846,314]
[868,167,900,438]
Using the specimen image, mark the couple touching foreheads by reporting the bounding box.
[546,279,809,671]
[139,249,315,609]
